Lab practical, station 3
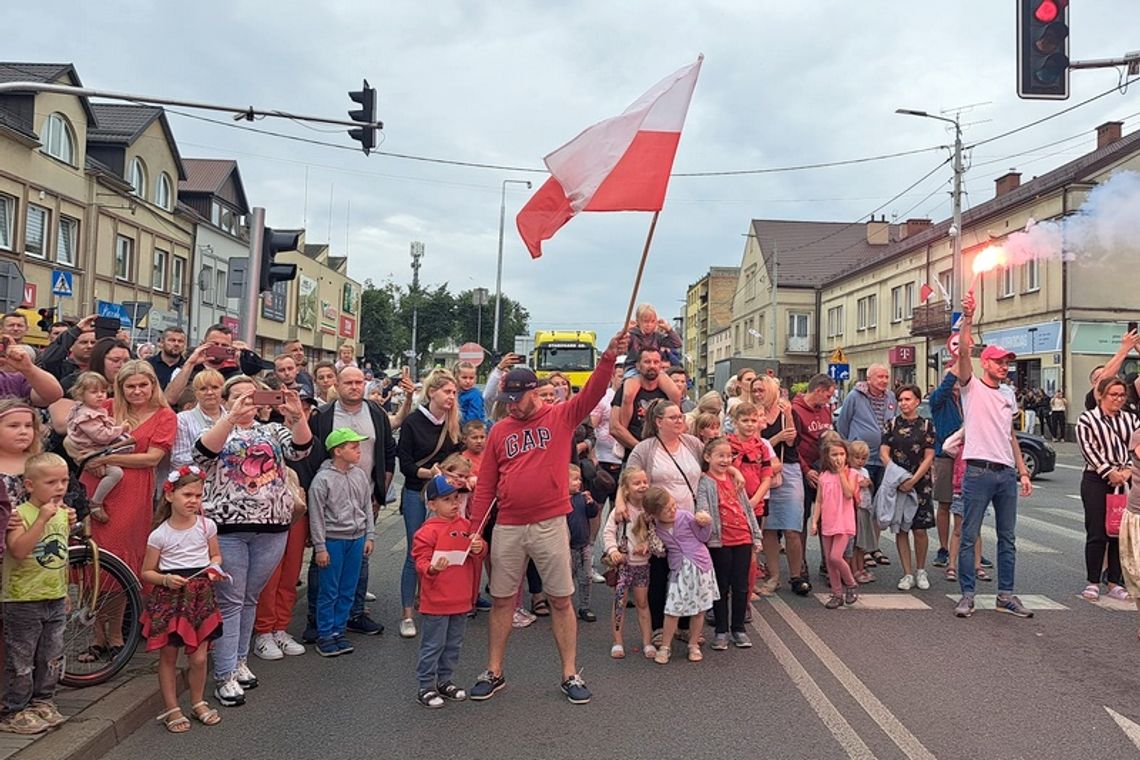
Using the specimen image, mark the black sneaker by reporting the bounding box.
[577,608,597,623]
[560,674,592,704]
[980,555,994,569]
[346,615,384,635]
[932,548,949,568]
[469,670,506,701]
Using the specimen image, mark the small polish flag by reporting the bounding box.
[919,283,935,303]
[516,56,703,258]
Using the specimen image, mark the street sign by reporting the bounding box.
[951,311,963,333]
[458,342,485,366]
[830,347,847,364]
[946,333,961,358]
[828,363,850,382]
[21,283,35,308]
[226,259,248,300]
[96,300,132,328]
[51,270,74,298]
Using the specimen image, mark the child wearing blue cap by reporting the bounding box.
[309,427,375,658]
[411,474,484,708]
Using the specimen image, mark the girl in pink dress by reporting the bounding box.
[809,440,859,609]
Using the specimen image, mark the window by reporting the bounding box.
[904,282,916,318]
[1000,266,1015,298]
[1024,259,1040,292]
[129,158,147,198]
[152,248,168,291]
[858,294,878,330]
[891,286,903,322]
[744,266,756,300]
[115,236,133,279]
[56,216,77,266]
[827,305,844,338]
[0,196,12,250]
[744,317,754,348]
[857,298,867,330]
[171,256,186,296]
[788,312,809,338]
[155,173,173,211]
[201,265,214,305]
[25,205,48,258]
[42,113,75,165]
[216,269,227,305]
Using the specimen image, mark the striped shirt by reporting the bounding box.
[1076,407,1140,479]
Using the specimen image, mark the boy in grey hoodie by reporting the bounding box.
[309,428,376,657]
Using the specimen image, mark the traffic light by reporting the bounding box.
[927,352,940,371]
[36,307,55,332]
[1017,0,1069,100]
[347,79,378,155]
[258,227,300,293]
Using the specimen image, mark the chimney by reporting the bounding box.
[866,215,889,245]
[1097,121,1123,150]
[995,171,1021,197]
[905,218,932,238]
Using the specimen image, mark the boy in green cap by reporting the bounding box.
[309,428,375,657]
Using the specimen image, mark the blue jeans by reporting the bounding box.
[308,548,370,624]
[214,531,288,679]
[958,464,1018,596]
[317,537,366,639]
[415,613,467,690]
[401,487,428,609]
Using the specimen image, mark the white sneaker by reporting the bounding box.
[399,618,417,639]
[897,574,915,591]
[273,630,306,656]
[252,633,284,661]
[235,658,258,689]
[915,569,930,590]
[364,591,377,602]
[214,674,245,707]
[591,571,606,584]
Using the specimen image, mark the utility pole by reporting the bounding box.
[409,242,424,379]
[493,179,532,353]
[473,287,489,346]
[243,207,266,347]
[770,243,779,360]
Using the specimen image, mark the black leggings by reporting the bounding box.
[648,555,688,632]
[710,544,752,634]
[1080,471,1122,585]
[1049,411,1066,440]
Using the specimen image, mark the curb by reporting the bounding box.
[14,670,184,760]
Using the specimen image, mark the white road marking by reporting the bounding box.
[944,594,1069,610]
[1066,494,1082,501]
[1105,706,1140,751]
[749,613,877,760]
[1083,595,1137,612]
[767,596,938,760]
[389,536,407,553]
[979,524,1059,554]
[1037,507,1084,524]
[1055,463,1083,471]
[811,593,932,610]
[1016,514,1086,542]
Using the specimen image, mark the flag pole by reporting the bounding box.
[623,211,661,329]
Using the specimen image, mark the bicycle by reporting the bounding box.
[60,443,145,688]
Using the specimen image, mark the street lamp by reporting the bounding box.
[895,108,964,319]
[493,178,532,353]
[473,287,489,346]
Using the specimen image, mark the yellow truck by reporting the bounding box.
[531,330,597,392]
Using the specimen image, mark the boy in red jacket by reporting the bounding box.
[412,475,484,709]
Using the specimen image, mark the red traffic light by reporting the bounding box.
[1034,1,1058,23]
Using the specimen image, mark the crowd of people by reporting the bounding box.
[0,298,1139,732]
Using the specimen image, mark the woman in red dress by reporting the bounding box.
[79,359,176,658]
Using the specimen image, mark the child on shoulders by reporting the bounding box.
[618,303,683,423]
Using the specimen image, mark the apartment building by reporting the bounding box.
[684,266,738,392]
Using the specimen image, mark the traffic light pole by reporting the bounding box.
[242,207,266,348]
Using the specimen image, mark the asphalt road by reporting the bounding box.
[105,443,1140,760]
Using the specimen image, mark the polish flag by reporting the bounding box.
[919,283,935,303]
[516,56,703,258]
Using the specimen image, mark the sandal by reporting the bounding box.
[863,552,877,568]
[871,551,891,566]
[789,577,813,597]
[530,599,551,617]
[1107,586,1131,602]
[610,644,625,659]
[1080,584,1100,601]
[643,644,657,659]
[687,644,703,662]
[76,644,108,664]
[157,707,190,734]
[88,505,110,524]
[945,568,958,582]
[756,578,780,597]
[190,701,220,726]
[654,645,671,664]
[975,568,992,582]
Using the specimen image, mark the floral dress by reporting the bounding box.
[882,415,936,530]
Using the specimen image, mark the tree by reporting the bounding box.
[452,289,530,355]
[404,284,456,371]
[359,279,406,370]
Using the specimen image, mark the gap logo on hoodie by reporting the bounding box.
[504,427,552,459]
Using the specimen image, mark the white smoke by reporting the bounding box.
[992,169,1140,266]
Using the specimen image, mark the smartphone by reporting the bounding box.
[204,345,236,362]
[251,390,285,406]
[94,316,121,340]
[1129,321,1138,335]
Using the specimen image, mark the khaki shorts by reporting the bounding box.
[932,456,955,504]
[489,517,574,599]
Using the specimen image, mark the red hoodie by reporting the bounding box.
[792,394,833,474]
[412,515,480,615]
[469,351,616,529]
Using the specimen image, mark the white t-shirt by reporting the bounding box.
[333,402,377,478]
[592,388,620,465]
[651,444,701,512]
[960,378,1016,468]
[147,517,217,571]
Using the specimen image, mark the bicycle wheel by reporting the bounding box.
[61,545,144,688]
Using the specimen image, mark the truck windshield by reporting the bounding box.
[536,345,595,371]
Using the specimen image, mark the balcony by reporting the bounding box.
[786,335,813,354]
[910,302,952,337]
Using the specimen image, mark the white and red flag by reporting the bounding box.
[919,283,935,303]
[516,56,703,258]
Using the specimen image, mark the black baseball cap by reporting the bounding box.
[496,367,539,403]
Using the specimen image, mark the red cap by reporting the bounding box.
[980,345,1016,362]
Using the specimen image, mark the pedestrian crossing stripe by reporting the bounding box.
[812,594,931,610]
[979,524,1058,553]
[946,594,1069,610]
[1017,514,1085,541]
[1082,595,1136,612]
[1037,507,1084,524]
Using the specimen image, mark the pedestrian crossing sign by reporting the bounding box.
[51,270,73,298]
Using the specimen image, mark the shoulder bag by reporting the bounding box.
[415,423,450,469]
[657,436,698,505]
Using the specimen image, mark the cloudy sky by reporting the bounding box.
[10,2,1139,345]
